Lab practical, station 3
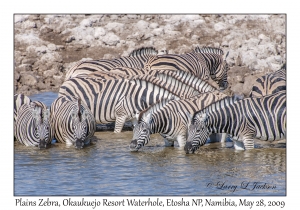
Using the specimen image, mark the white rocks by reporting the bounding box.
[214,22,228,31]
[102,32,120,46]
[94,27,106,38]
[152,28,164,36]
[135,20,149,31]
[20,74,38,86]
[15,15,29,23]
[105,22,124,34]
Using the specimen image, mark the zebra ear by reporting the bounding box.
[182,111,193,127]
[144,110,153,124]
[224,51,229,60]
[43,109,50,120]
[199,112,208,122]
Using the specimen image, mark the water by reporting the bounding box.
[14,92,286,196]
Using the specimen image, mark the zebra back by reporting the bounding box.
[250,69,286,97]
[87,69,215,99]
[65,47,158,81]
[188,91,286,152]
[14,94,32,123]
[50,95,96,148]
[129,47,158,62]
[194,46,224,55]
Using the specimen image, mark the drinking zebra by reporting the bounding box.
[185,90,286,153]
[249,69,286,97]
[50,95,96,149]
[65,47,158,80]
[59,70,215,133]
[130,91,229,151]
[145,46,229,90]
[14,94,53,148]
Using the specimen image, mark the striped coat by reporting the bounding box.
[185,90,286,153]
[50,95,96,148]
[250,69,286,97]
[130,91,228,151]
[14,96,54,148]
[65,47,158,80]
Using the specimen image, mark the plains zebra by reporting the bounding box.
[50,95,96,148]
[87,69,216,96]
[14,94,32,124]
[185,90,286,153]
[14,98,53,148]
[145,47,229,90]
[58,76,183,133]
[249,69,286,97]
[65,47,158,80]
[130,91,229,151]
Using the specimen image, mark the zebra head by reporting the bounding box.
[30,102,52,149]
[129,111,152,152]
[70,99,89,149]
[185,111,210,154]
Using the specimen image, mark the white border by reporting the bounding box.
[2,0,297,209]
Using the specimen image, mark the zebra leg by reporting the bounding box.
[220,133,227,143]
[164,138,175,147]
[232,140,245,150]
[114,115,127,133]
[242,136,255,150]
[176,135,187,147]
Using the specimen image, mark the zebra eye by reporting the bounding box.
[142,129,147,133]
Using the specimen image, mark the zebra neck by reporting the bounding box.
[205,101,236,135]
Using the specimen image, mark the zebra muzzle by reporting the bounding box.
[75,139,84,149]
[129,139,141,152]
[184,141,195,154]
[38,139,47,149]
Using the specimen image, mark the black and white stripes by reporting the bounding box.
[185,90,286,153]
[14,94,54,148]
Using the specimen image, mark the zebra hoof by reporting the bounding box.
[129,140,139,152]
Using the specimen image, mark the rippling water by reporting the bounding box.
[14,92,286,196]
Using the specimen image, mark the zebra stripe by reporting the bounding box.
[50,95,96,148]
[145,47,229,90]
[14,99,54,148]
[130,91,228,151]
[14,94,32,124]
[87,69,216,97]
[185,90,286,153]
[250,69,286,97]
[59,76,184,133]
[65,47,158,80]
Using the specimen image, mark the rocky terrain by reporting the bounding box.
[14,14,286,96]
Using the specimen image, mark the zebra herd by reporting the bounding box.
[14,46,286,153]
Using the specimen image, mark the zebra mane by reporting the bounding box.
[129,47,158,57]
[137,97,173,122]
[194,46,224,55]
[191,95,240,124]
[154,69,216,92]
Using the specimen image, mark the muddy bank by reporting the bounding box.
[14,14,286,96]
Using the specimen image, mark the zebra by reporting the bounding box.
[87,69,217,97]
[130,91,229,151]
[249,69,286,97]
[14,94,32,125]
[184,90,286,153]
[145,46,229,90]
[14,95,53,148]
[50,95,96,149]
[59,72,211,133]
[65,47,158,80]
